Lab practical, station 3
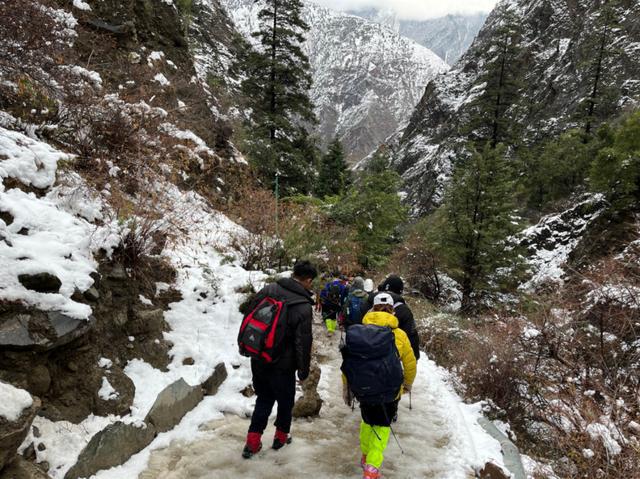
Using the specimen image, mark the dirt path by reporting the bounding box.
[138,319,498,479]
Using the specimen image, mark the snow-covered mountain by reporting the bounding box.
[220,0,449,162]
[390,0,640,215]
[349,9,488,65]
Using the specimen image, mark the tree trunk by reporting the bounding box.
[269,0,278,142]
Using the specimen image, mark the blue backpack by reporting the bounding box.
[345,293,367,327]
[340,324,404,405]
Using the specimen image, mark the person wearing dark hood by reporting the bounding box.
[369,275,420,361]
[238,260,318,458]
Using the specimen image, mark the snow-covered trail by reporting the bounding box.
[138,319,503,479]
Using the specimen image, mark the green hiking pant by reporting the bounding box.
[326,318,337,333]
[359,421,390,469]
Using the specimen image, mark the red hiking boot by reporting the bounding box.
[242,432,262,459]
[272,429,292,450]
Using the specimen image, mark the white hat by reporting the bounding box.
[373,293,394,307]
[363,278,374,293]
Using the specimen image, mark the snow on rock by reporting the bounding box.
[520,194,607,290]
[0,126,71,189]
[0,129,99,318]
[98,377,119,401]
[22,415,114,478]
[153,73,170,87]
[0,381,33,422]
[586,422,622,456]
[72,0,91,11]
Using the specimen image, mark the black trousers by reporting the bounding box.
[360,400,399,427]
[248,371,296,434]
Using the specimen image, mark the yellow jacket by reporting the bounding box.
[362,311,417,390]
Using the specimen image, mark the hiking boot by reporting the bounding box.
[272,429,292,450]
[242,432,262,459]
[363,464,380,479]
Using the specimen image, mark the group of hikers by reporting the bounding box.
[237,261,420,479]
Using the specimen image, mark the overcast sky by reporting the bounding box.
[314,0,498,20]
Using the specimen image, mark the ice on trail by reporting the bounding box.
[132,322,504,479]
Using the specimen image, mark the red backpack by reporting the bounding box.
[238,296,308,363]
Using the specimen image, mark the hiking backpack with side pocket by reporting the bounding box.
[238,295,308,363]
[340,324,404,404]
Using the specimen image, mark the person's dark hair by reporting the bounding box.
[293,260,318,280]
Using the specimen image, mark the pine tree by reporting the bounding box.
[590,110,640,210]
[238,0,316,195]
[430,143,523,311]
[466,6,525,148]
[316,138,351,198]
[331,152,407,268]
[578,1,623,136]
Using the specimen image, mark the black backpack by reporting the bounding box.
[238,295,307,363]
[340,324,404,404]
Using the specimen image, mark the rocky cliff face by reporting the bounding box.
[220,0,448,162]
[392,0,640,215]
[349,9,488,65]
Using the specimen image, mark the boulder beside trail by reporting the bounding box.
[293,364,323,418]
[145,379,203,433]
[202,363,227,396]
[0,397,41,471]
[64,422,156,479]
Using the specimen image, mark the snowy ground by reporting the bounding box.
[134,320,504,479]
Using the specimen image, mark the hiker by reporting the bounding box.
[341,293,417,479]
[319,275,348,336]
[238,260,318,459]
[369,275,421,361]
[343,276,369,328]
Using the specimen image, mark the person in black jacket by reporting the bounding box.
[242,260,317,459]
[366,275,421,362]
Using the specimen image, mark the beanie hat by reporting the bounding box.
[382,275,404,295]
[351,276,365,292]
[363,279,374,293]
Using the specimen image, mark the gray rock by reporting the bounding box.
[0,456,49,479]
[126,309,165,335]
[17,273,62,294]
[0,396,40,471]
[107,264,127,280]
[64,422,155,479]
[0,310,95,352]
[292,365,323,418]
[145,379,203,433]
[28,366,50,396]
[202,363,227,396]
[83,287,100,302]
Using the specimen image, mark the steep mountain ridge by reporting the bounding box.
[220,0,449,161]
[391,0,640,215]
[349,9,488,65]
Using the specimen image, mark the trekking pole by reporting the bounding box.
[409,391,413,411]
[389,425,405,455]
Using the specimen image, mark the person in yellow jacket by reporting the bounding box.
[342,292,417,479]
